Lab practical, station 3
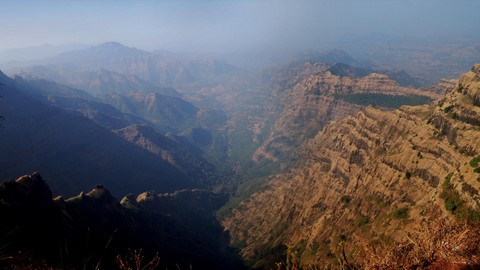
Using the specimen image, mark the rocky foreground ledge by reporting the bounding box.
[0,172,244,269]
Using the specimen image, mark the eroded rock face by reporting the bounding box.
[252,68,442,167]
[223,65,480,268]
[460,64,480,104]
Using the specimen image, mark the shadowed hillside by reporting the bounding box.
[0,71,197,196]
[0,172,245,269]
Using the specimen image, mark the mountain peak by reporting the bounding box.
[96,41,129,49]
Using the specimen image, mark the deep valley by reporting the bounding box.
[1,2,480,269]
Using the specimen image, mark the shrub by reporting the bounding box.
[439,173,480,221]
[356,215,370,227]
[443,105,454,113]
[405,172,411,179]
[340,195,351,205]
[469,156,480,168]
[445,195,462,212]
[393,207,409,219]
[355,214,370,227]
[456,84,463,93]
[441,173,463,214]
[445,173,453,183]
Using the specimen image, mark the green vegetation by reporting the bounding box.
[417,151,423,159]
[445,172,453,182]
[443,104,454,113]
[356,215,370,227]
[469,156,480,167]
[449,112,458,120]
[440,173,480,222]
[216,175,271,219]
[336,93,432,108]
[469,156,480,174]
[456,84,464,93]
[405,172,411,179]
[393,207,409,219]
[441,173,463,213]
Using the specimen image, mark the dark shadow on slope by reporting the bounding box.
[0,173,246,269]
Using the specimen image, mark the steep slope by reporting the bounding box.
[4,73,231,189]
[11,75,151,130]
[100,91,198,131]
[252,66,441,169]
[114,125,219,187]
[0,71,195,196]
[223,65,480,268]
[0,173,244,269]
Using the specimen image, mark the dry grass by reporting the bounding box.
[116,249,160,270]
[362,217,480,269]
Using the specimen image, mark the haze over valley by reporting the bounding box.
[1,1,480,269]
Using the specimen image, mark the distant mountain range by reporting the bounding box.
[14,67,180,97]
[0,70,221,196]
[0,43,90,64]
[6,42,240,89]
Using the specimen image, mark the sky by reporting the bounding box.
[0,0,479,53]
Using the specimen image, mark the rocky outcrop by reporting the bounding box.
[252,67,442,167]
[0,173,244,270]
[223,65,480,268]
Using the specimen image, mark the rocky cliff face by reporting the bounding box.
[223,65,480,268]
[252,68,442,169]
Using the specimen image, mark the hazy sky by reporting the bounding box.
[1,0,479,53]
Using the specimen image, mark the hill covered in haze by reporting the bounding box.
[0,70,220,196]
